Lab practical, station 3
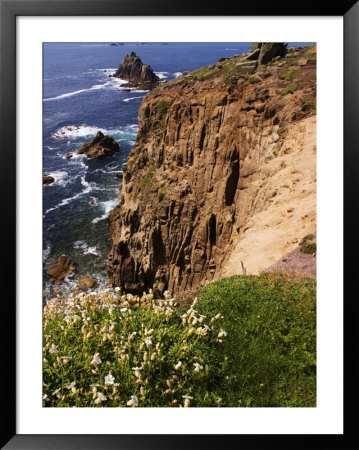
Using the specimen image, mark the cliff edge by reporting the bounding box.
[107,45,317,297]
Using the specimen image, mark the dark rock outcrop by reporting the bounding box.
[251,43,288,64]
[47,255,76,283]
[112,52,159,89]
[77,131,119,159]
[43,175,55,185]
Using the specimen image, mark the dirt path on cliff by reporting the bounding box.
[218,115,316,278]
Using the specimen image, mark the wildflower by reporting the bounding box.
[218,329,227,338]
[193,362,204,372]
[66,382,76,390]
[181,346,189,352]
[115,287,121,292]
[172,375,178,380]
[150,352,156,361]
[49,343,58,354]
[91,353,102,366]
[143,352,148,362]
[132,367,142,378]
[166,379,171,387]
[127,395,139,407]
[120,308,127,313]
[104,373,115,385]
[61,356,71,365]
[175,361,182,370]
[145,338,152,347]
[182,395,193,407]
[140,387,145,395]
[43,394,48,400]
[139,342,145,351]
[52,388,61,396]
[94,392,107,404]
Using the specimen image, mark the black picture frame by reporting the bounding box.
[1,0,357,448]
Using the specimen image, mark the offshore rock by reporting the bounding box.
[112,52,159,90]
[78,276,97,289]
[43,175,55,185]
[47,255,76,283]
[77,131,119,159]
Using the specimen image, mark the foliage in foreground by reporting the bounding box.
[43,274,316,407]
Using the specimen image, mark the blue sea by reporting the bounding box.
[43,42,307,298]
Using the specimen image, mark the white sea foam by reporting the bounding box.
[173,72,183,78]
[92,198,118,224]
[155,71,170,79]
[43,244,51,261]
[53,123,138,141]
[73,240,99,256]
[44,77,127,102]
[44,176,101,215]
[122,96,144,103]
[47,170,69,187]
[74,241,98,255]
[224,48,239,51]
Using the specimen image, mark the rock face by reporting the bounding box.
[251,43,288,64]
[47,255,76,283]
[112,52,159,89]
[43,175,55,185]
[77,131,119,159]
[107,45,316,298]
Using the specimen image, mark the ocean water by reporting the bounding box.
[43,42,307,298]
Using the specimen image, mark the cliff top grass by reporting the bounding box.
[43,273,316,407]
[150,44,316,97]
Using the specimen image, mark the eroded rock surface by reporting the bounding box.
[47,255,76,283]
[107,45,317,297]
[112,52,159,90]
[77,131,119,159]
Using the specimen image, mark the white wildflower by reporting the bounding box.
[66,382,76,390]
[193,362,204,372]
[218,329,227,338]
[127,395,139,407]
[104,373,115,385]
[175,361,182,370]
[91,353,102,365]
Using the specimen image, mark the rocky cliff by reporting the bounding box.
[107,45,317,297]
[112,52,159,89]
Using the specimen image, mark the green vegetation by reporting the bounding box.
[158,188,166,203]
[138,160,156,197]
[300,243,317,255]
[153,99,168,130]
[281,85,297,95]
[43,274,316,407]
[300,234,315,245]
[301,96,316,112]
[278,69,301,81]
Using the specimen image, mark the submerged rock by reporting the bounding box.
[112,52,159,90]
[47,255,76,283]
[77,131,119,159]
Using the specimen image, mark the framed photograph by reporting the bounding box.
[1,0,356,448]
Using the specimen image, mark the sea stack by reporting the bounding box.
[112,52,159,90]
[77,131,119,159]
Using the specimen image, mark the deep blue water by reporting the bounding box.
[43,42,308,298]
